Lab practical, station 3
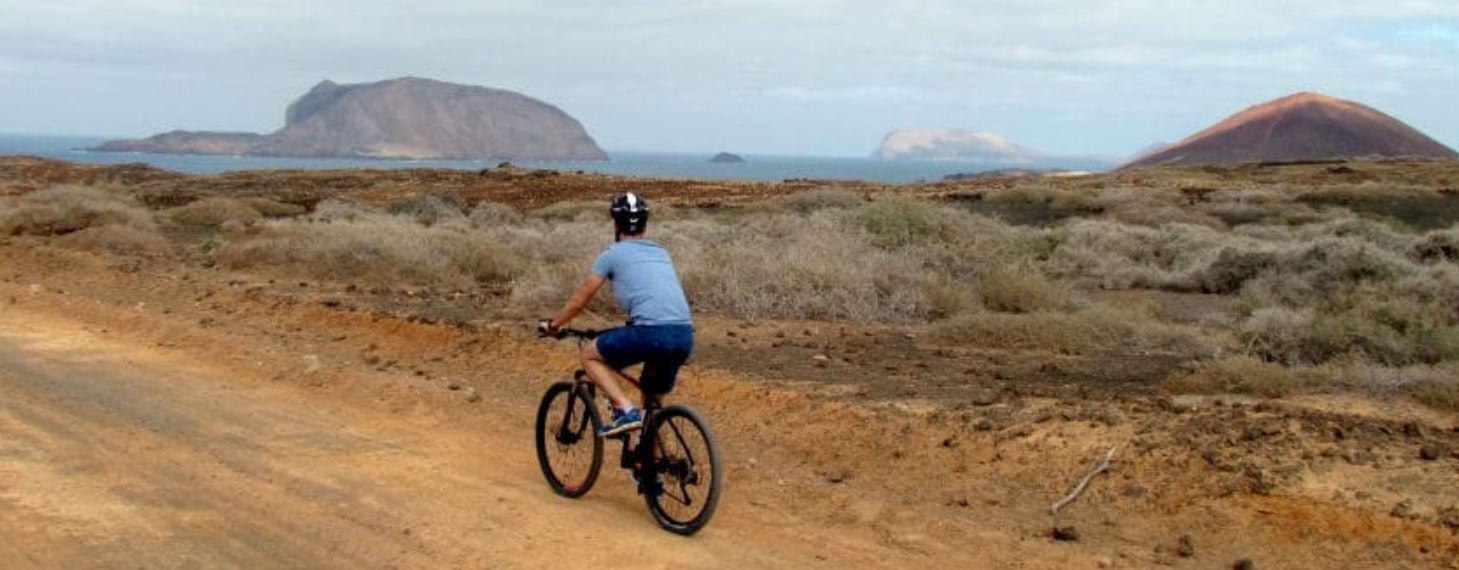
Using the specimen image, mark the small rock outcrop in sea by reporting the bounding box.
[709,152,746,163]
[93,77,607,161]
[1123,92,1457,168]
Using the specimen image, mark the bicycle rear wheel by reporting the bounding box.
[534,381,603,498]
[642,404,723,535]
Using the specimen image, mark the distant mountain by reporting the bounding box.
[872,128,1040,163]
[1123,92,1457,168]
[93,77,607,161]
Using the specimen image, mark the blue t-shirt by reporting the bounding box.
[590,240,693,326]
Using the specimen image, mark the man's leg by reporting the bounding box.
[580,339,637,409]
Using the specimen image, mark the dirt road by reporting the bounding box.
[0,305,1044,568]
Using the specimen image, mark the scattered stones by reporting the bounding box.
[1176,534,1195,558]
[1051,526,1080,541]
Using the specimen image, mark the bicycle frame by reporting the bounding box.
[567,369,663,484]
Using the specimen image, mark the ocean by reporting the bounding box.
[0,134,1112,183]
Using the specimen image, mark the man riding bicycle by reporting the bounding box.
[539,192,694,437]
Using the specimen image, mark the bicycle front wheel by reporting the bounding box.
[534,381,603,498]
[643,404,723,535]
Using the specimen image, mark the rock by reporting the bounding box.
[447,381,462,391]
[465,390,482,403]
[302,354,322,374]
[1419,446,1442,461]
[1403,422,1425,438]
[812,354,830,368]
[974,418,995,431]
[93,77,608,161]
[1233,559,1255,570]
[821,469,850,484]
[1438,506,1459,530]
[1176,534,1195,558]
[970,393,998,407]
[1391,499,1415,519]
[1051,526,1080,541]
[363,354,381,366]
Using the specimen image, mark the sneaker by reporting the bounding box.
[598,407,643,438]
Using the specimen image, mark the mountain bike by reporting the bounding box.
[533,328,722,535]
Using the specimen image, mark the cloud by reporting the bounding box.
[765,85,921,102]
[1,0,1457,155]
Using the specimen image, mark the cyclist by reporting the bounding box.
[539,192,694,437]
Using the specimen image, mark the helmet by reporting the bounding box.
[610,192,650,234]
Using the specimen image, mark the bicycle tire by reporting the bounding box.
[534,381,603,498]
[642,404,723,535]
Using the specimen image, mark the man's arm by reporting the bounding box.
[547,273,607,331]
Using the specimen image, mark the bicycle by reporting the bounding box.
[533,327,723,535]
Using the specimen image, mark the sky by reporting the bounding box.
[2,0,1458,158]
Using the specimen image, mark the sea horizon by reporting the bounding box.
[0,133,1114,184]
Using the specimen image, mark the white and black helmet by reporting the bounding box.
[610,192,650,234]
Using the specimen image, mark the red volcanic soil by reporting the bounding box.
[1125,92,1458,168]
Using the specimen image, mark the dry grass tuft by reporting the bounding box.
[55,224,172,256]
[166,197,263,227]
[1163,356,1300,398]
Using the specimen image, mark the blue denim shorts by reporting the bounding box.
[595,324,694,394]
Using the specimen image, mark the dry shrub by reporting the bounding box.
[1163,356,1299,398]
[54,224,171,256]
[166,197,262,227]
[1108,204,1226,229]
[1404,376,1459,411]
[979,263,1071,313]
[673,214,961,321]
[778,188,865,213]
[388,192,465,225]
[530,201,602,222]
[218,213,523,289]
[469,201,522,227]
[846,198,963,249]
[933,304,1193,355]
[935,311,1114,354]
[241,197,307,218]
[0,185,156,236]
[311,199,381,221]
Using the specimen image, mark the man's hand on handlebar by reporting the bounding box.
[537,320,561,338]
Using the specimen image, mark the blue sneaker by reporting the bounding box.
[598,407,643,438]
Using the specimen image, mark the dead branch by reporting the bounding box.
[1050,445,1118,518]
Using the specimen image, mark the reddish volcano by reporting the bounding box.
[1124,92,1457,168]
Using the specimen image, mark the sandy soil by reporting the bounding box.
[1,239,1457,569]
